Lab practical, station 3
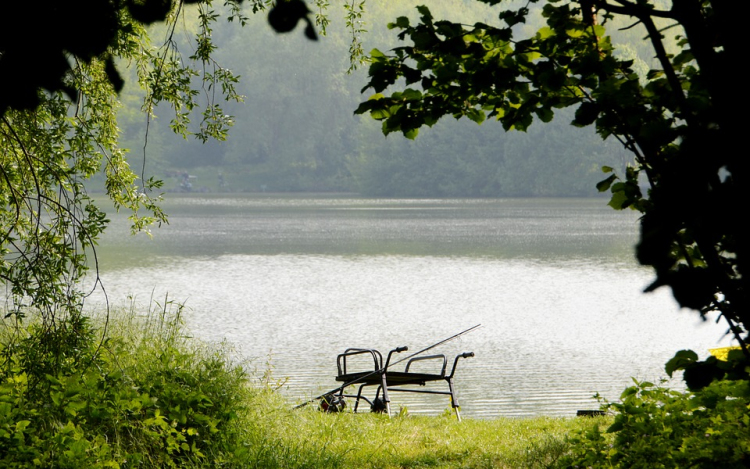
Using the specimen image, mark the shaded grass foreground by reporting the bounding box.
[0,305,602,468]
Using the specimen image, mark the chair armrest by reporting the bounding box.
[385,346,408,369]
[337,348,383,376]
[447,352,474,379]
[405,354,448,375]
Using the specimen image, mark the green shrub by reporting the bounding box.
[558,379,750,468]
[0,304,251,468]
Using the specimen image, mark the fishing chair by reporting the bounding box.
[328,346,474,421]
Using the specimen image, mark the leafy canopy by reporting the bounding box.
[355,0,748,387]
[0,0,326,326]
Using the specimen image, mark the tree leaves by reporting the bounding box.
[573,101,600,127]
[596,174,617,192]
[665,349,699,377]
[268,0,318,40]
[355,4,612,137]
[0,0,249,327]
[127,0,174,25]
[1,0,155,113]
[499,8,529,27]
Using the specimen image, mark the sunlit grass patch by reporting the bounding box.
[241,393,611,468]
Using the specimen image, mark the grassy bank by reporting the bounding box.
[6,306,749,468]
[10,306,749,468]
[0,305,608,468]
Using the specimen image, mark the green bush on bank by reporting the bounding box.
[558,378,750,468]
[0,306,250,468]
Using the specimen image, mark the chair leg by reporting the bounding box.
[370,386,391,416]
[448,379,461,421]
[380,373,391,418]
[354,384,367,413]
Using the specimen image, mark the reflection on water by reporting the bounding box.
[88,195,731,418]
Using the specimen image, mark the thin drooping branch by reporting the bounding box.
[602,0,676,19]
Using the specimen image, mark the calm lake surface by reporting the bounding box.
[87,194,732,418]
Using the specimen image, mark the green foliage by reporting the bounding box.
[0,2,254,330]
[664,347,750,392]
[559,379,750,468]
[0,0,268,116]
[0,304,250,468]
[356,0,750,365]
[0,66,160,325]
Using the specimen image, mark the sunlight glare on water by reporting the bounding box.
[88,195,733,418]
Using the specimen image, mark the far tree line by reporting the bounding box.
[114,0,635,197]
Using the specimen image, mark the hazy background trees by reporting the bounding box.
[116,0,634,196]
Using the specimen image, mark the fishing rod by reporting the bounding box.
[387,323,481,370]
[294,323,482,409]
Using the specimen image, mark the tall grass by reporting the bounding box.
[0,302,606,467]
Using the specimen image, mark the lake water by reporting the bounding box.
[87,195,732,418]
